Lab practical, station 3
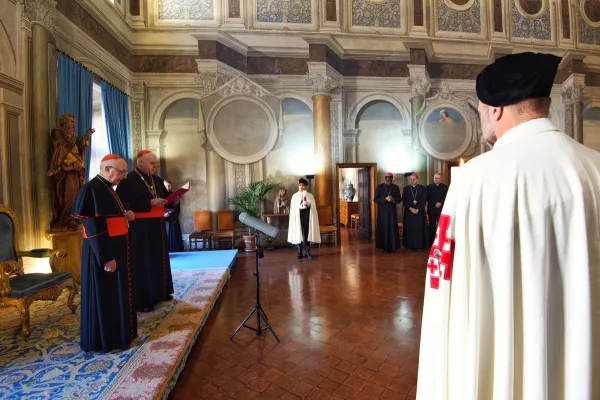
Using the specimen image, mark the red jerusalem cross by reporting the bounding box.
[427,214,454,289]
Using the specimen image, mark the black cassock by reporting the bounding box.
[116,169,174,311]
[165,191,183,252]
[402,184,428,250]
[373,183,402,252]
[426,183,448,246]
[72,175,137,353]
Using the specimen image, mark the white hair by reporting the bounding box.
[99,157,124,171]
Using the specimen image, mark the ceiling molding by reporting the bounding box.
[191,32,249,56]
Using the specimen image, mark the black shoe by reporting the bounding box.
[304,243,313,259]
[297,244,303,259]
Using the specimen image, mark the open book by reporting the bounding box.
[166,182,190,205]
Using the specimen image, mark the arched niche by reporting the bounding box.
[355,99,410,172]
[150,89,206,131]
[583,107,600,152]
[347,93,410,129]
[0,20,16,76]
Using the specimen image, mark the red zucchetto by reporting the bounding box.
[137,150,152,158]
[101,154,122,162]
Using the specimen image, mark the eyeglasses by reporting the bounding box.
[109,166,127,175]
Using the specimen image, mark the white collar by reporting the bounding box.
[493,118,560,150]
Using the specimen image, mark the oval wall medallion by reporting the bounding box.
[584,0,600,23]
[418,103,473,161]
[206,95,278,164]
[518,0,543,15]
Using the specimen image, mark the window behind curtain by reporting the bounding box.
[88,83,111,178]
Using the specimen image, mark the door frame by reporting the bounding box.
[335,163,378,241]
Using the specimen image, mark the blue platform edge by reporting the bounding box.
[168,249,238,271]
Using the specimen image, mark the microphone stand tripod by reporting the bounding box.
[230,231,280,342]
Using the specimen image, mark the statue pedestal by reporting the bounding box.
[46,229,83,285]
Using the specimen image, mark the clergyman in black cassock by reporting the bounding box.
[164,180,183,252]
[116,150,174,312]
[426,173,449,246]
[374,172,402,253]
[71,154,137,353]
[402,173,428,250]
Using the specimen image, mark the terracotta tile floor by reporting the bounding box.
[170,230,428,400]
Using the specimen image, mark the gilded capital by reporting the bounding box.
[306,73,340,96]
[22,0,58,31]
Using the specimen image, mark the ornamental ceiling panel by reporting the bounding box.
[511,0,555,44]
[153,0,220,27]
[346,0,406,34]
[433,0,486,39]
[251,0,318,30]
[578,0,600,47]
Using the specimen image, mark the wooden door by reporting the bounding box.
[358,168,371,240]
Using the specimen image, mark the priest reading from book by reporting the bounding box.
[401,173,428,250]
[373,172,402,253]
[288,178,320,259]
[417,52,600,400]
[71,154,137,353]
[116,150,174,312]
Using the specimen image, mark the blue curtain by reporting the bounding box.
[57,53,93,181]
[101,81,132,170]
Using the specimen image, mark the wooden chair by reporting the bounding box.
[189,210,212,250]
[350,214,359,229]
[0,205,77,338]
[212,210,235,249]
[319,225,337,247]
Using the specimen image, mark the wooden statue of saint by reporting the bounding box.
[48,113,94,231]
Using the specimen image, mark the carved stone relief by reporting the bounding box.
[438,0,482,33]
[131,102,143,155]
[22,0,58,31]
[512,0,552,41]
[351,0,402,28]
[157,0,214,20]
[257,0,312,23]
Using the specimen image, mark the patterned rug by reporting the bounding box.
[0,267,230,400]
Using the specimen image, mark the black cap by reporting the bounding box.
[476,52,561,107]
[298,178,308,185]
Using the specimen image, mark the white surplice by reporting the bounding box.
[417,118,600,400]
[287,191,321,244]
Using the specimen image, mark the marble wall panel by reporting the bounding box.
[437,0,482,33]
[414,0,424,26]
[428,63,484,79]
[351,0,402,28]
[326,0,337,21]
[511,0,552,41]
[130,0,140,16]
[561,0,570,38]
[494,0,503,32]
[257,0,312,23]
[342,60,409,77]
[579,1,600,45]
[131,56,198,73]
[157,0,214,21]
[247,57,309,74]
[229,0,241,18]
[57,0,132,69]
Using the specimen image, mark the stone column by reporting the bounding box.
[306,64,340,225]
[562,74,585,143]
[24,0,58,246]
[128,81,146,168]
[205,143,226,231]
[408,65,431,182]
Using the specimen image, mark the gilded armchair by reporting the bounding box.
[0,205,77,338]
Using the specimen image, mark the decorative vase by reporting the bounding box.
[243,234,256,253]
[345,182,356,201]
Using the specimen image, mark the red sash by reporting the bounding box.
[82,217,129,239]
[135,205,164,219]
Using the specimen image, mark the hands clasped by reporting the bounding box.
[104,259,116,273]
[125,210,135,221]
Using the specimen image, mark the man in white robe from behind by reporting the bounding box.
[288,178,321,259]
[417,52,600,400]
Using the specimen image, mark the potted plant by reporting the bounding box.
[228,180,280,252]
